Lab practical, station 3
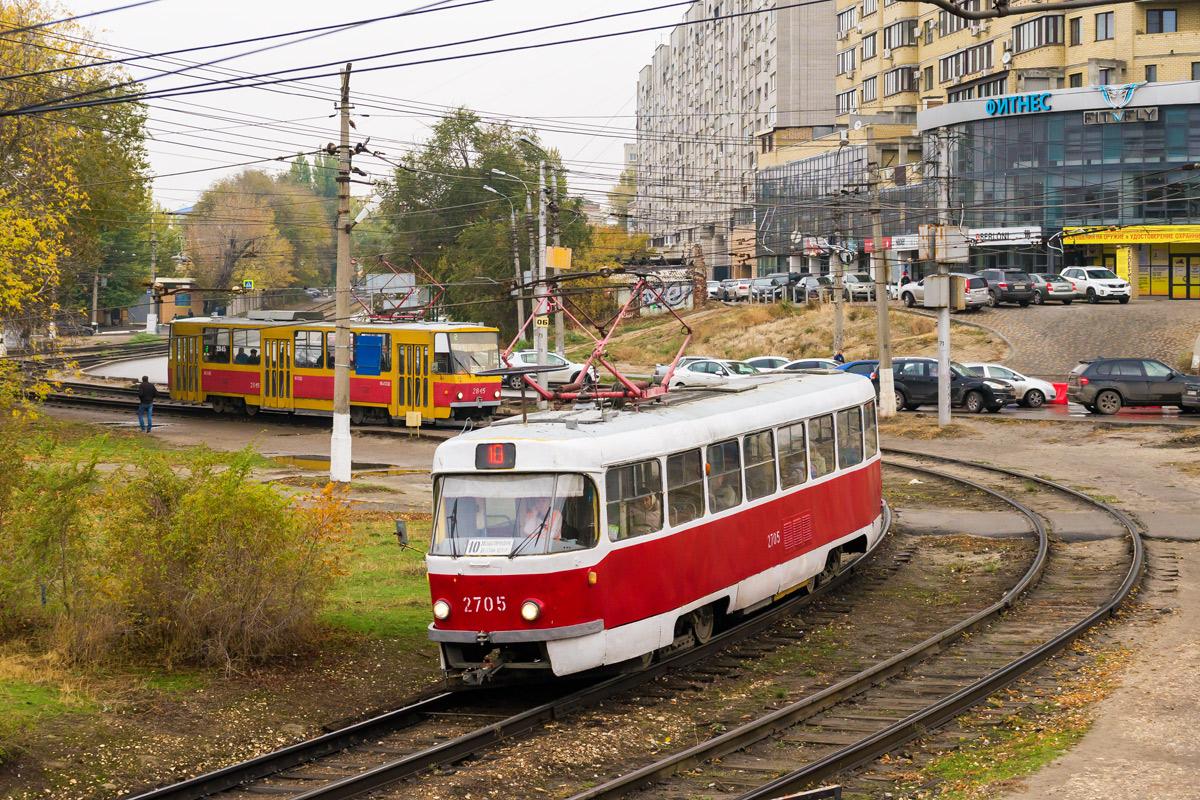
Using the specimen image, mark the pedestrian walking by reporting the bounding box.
[136,375,157,432]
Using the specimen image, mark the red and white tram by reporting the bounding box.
[425,371,885,680]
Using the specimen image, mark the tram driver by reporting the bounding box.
[519,496,563,542]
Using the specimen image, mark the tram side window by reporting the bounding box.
[707,439,743,513]
[294,330,324,368]
[778,421,808,489]
[837,407,864,468]
[666,449,705,526]
[863,400,879,458]
[232,329,261,364]
[606,459,663,541]
[809,414,837,479]
[202,327,230,363]
[744,430,777,501]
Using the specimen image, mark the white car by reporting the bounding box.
[504,350,597,388]
[899,273,989,311]
[668,359,760,388]
[961,362,1057,408]
[841,273,876,301]
[781,358,842,371]
[1058,266,1131,304]
[745,355,791,371]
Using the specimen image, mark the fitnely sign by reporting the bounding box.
[985,92,1052,117]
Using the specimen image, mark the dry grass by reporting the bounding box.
[571,302,1008,371]
[879,413,977,440]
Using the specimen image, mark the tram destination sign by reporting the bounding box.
[1083,107,1158,125]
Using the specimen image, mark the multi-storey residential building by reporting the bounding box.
[633,0,835,278]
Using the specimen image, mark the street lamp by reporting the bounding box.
[493,168,537,320]
[484,184,525,333]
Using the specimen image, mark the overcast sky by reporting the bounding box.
[66,0,683,210]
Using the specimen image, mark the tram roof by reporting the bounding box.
[435,371,875,472]
[171,316,495,332]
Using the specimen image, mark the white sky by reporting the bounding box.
[65,0,682,209]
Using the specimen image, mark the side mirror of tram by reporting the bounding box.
[394,519,409,547]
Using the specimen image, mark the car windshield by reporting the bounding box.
[850,273,872,282]
[449,331,500,373]
[431,474,599,557]
[727,362,759,375]
[949,361,971,377]
[1086,269,1119,280]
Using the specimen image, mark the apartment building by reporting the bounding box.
[633,0,835,278]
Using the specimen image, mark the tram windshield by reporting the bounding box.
[431,474,600,557]
[449,332,500,374]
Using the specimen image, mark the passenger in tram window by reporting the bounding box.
[519,497,563,540]
[234,347,249,364]
[628,492,662,536]
[711,473,739,510]
[248,349,260,365]
[809,448,828,478]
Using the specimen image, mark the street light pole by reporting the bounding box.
[483,185,524,334]
[491,168,535,336]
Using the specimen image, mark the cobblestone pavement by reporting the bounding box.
[960,297,1200,379]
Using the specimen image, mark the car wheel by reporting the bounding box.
[964,390,985,413]
[902,292,915,308]
[1062,299,1073,305]
[894,388,908,411]
[987,291,998,307]
[1032,292,1044,305]
[1118,296,1130,304]
[1095,389,1122,415]
[1025,389,1046,408]
[1087,288,1098,304]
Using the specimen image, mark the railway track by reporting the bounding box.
[558,450,1142,800]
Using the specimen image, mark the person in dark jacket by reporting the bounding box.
[136,376,157,432]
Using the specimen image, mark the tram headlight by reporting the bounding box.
[494,390,501,399]
[432,599,451,620]
[456,391,464,400]
[520,599,542,622]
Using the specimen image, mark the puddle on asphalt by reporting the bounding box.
[268,454,427,475]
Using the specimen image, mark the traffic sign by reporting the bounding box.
[545,246,573,270]
[242,279,255,290]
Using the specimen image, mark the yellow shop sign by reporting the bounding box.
[1062,225,1200,244]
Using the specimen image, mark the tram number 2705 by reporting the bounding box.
[464,596,507,613]
[766,531,781,548]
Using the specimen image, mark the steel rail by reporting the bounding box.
[566,459,1049,800]
[125,504,892,800]
[730,450,1144,800]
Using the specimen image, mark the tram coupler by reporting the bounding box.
[462,659,507,686]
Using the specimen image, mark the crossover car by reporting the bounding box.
[1029,273,1078,305]
[881,357,1014,413]
[841,273,877,301]
[1059,267,1131,304]
[961,362,1057,407]
[795,275,834,301]
[978,268,1036,307]
[899,273,990,311]
[1067,358,1200,414]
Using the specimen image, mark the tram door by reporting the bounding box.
[261,337,294,410]
[396,342,431,419]
[1170,255,1200,299]
[170,333,202,402]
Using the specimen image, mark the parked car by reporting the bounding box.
[899,273,989,311]
[746,355,791,371]
[882,357,1014,413]
[837,359,880,377]
[706,280,722,300]
[1067,358,1200,414]
[1029,273,1078,305]
[667,359,760,388]
[961,362,1057,407]
[841,272,877,301]
[978,268,1036,307]
[304,287,324,299]
[504,350,597,388]
[1184,381,1200,412]
[749,276,786,302]
[1059,266,1131,304]
[719,277,751,301]
[652,355,707,383]
[795,275,834,301]
[783,358,842,371]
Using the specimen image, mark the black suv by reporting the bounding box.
[1067,358,1200,415]
[979,269,1036,307]
[878,357,1014,413]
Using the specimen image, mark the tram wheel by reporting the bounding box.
[817,549,842,586]
[243,400,258,417]
[690,605,715,645]
[350,406,367,425]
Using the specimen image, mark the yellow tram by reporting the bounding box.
[168,312,502,423]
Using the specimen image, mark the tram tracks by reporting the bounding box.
[561,450,1142,800]
[123,452,1142,800]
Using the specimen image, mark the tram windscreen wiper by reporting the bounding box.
[509,482,559,559]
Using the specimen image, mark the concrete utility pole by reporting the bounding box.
[483,184,524,334]
[867,140,896,418]
[549,170,564,357]
[832,223,845,355]
[91,270,100,332]
[936,128,953,428]
[330,63,353,483]
[146,229,159,334]
[533,160,549,404]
